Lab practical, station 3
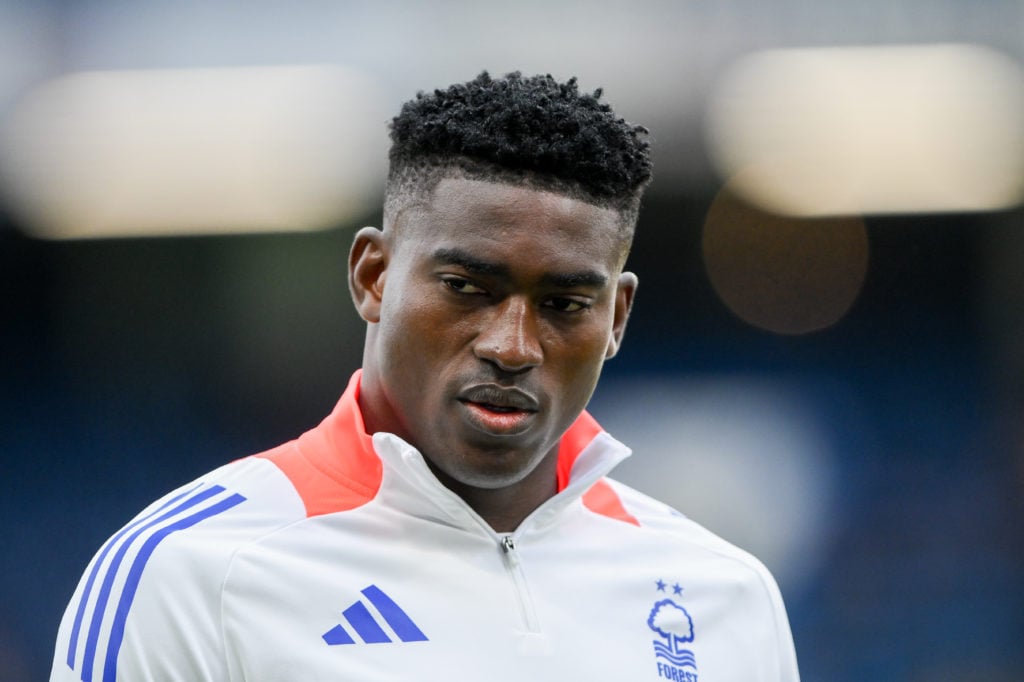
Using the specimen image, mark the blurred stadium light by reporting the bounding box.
[593,377,838,593]
[0,2,56,116]
[705,43,1024,216]
[702,188,869,335]
[0,65,388,239]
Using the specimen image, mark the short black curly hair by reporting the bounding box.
[385,71,652,232]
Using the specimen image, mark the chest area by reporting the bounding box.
[220,517,766,681]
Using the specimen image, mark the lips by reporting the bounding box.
[457,384,539,436]
[458,385,539,411]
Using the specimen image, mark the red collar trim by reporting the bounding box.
[555,410,604,492]
[263,371,607,515]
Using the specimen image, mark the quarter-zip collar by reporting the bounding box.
[281,370,632,530]
[372,427,632,536]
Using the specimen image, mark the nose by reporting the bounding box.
[473,296,543,373]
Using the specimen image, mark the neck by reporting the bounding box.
[356,361,408,443]
[424,451,560,533]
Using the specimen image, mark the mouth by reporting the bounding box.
[457,385,539,436]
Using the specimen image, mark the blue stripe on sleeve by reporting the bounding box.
[101,493,246,682]
[65,483,202,671]
[79,485,226,682]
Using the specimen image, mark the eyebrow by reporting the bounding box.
[431,247,608,289]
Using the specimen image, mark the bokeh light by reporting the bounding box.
[0,65,388,239]
[702,186,869,335]
[593,377,838,593]
[705,44,1024,216]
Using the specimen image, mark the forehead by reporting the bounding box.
[394,177,626,272]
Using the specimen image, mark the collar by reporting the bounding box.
[266,371,633,529]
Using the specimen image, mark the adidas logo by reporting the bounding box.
[322,585,428,645]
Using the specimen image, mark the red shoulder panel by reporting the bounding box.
[582,479,641,527]
[257,371,382,517]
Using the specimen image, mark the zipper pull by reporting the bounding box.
[500,535,520,566]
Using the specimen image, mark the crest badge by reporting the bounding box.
[648,579,698,680]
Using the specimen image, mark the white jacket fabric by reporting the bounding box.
[53,371,800,681]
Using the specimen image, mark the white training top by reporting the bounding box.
[53,371,800,682]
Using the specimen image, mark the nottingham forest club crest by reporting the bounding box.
[648,579,698,681]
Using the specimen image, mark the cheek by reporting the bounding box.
[378,286,464,372]
[568,350,605,394]
[379,275,434,334]
[377,290,431,371]
[552,325,611,389]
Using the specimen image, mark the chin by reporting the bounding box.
[433,453,538,492]
[457,469,532,491]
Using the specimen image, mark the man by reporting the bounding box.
[52,71,799,681]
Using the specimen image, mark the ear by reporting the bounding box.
[606,272,638,359]
[349,226,388,323]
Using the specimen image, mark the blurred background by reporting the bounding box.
[2,0,1024,679]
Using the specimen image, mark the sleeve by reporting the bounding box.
[763,570,801,682]
[50,480,248,682]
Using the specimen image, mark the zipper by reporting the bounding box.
[499,535,543,634]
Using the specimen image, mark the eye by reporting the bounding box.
[441,276,487,295]
[544,297,591,313]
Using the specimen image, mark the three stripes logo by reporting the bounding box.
[64,483,246,682]
[322,585,429,645]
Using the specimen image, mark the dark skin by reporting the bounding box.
[349,177,637,532]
